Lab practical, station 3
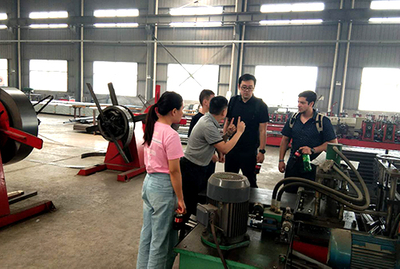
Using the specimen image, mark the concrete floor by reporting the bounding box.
[0,114,285,269]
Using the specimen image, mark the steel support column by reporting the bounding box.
[228,0,244,97]
[330,0,354,115]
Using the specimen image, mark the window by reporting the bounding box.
[254,66,318,107]
[93,61,137,96]
[29,60,67,91]
[359,68,400,112]
[167,64,219,101]
[0,59,7,87]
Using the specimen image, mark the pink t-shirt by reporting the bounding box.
[144,121,184,174]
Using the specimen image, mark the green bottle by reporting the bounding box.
[302,154,312,172]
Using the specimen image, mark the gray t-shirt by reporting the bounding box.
[184,112,223,166]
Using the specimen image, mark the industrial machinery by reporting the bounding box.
[269,144,400,268]
[175,145,400,268]
[78,83,146,182]
[0,87,54,228]
[197,173,250,250]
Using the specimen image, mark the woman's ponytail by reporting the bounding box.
[143,103,158,146]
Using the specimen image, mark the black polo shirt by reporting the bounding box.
[281,110,336,160]
[188,112,203,137]
[227,95,269,151]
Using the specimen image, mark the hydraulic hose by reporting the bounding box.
[332,146,370,207]
[273,177,366,207]
[272,146,370,211]
[277,182,369,211]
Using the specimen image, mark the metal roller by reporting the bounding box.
[98,105,134,148]
[0,87,39,164]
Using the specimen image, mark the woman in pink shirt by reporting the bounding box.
[137,91,186,269]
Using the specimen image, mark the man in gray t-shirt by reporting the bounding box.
[184,112,223,166]
[181,96,245,218]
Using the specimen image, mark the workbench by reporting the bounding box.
[175,225,288,269]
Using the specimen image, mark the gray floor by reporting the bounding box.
[0,114,286,269]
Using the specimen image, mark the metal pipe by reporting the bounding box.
[80,0,84,102]
[152,0,158,98]
[1,39,400,44]
[328,0,343,113]
[17,0,21,89]
[238,0,248,80]
[327,23,341,113]
[339,0,355,113]
[228,0,240,95]
[228,43,236,94]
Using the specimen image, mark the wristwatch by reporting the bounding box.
[310,148,316,154]
[259,149,266,154]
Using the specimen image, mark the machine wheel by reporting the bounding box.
[0,87,39,164]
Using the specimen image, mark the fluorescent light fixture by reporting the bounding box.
[369,17,400,23]
[94,9,139,17]
[94,23,139,28]
[29,11,68,19]
[169,21,222,27]
[261,2,324,13]
[0,25,7,29]
[29,24,68,28]
[260,19,323,25]
[0,13,7,20]
[371,1,400,10]
[170,6,223,15]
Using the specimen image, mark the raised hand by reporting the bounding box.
[237,116,246,134]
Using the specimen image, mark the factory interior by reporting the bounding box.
[1,0,400,268]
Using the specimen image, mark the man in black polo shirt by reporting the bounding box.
[223,74,270,188]
[278,91,337,190]
[188,89,215,137]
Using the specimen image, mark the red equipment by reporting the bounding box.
[383,123,396,143]
[78,83,148,182]
[362,121,375,141]
[0,87,54,228]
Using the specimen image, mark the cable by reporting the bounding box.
[389,213,400,238]
[210,218,228,269]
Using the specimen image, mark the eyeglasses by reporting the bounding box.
[240,86,254,91]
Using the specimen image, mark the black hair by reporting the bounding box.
[199,89,215,106]
[209,96,228,115]
[238,74,256,86]
[143,91,183,146]
[298,91,317,106]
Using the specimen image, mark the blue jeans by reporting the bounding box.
[137,173,178,269]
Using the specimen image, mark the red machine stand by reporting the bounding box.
[77,84,187,182]
[0,88,55,228]
[0,153,55,228]
[78,127,146,182]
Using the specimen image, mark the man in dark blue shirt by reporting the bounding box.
[279,91,337,188]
